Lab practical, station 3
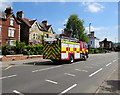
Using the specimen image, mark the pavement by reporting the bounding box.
[0,57,51,67]
[0,52,119,94]
[95,66,119,94]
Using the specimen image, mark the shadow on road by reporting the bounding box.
[23,59,86,66]
[100,80,120,93]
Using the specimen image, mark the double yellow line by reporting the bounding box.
[3,65,14,71]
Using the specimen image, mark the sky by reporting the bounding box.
[0,1,119,42]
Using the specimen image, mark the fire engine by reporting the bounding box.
[43,36,88,63]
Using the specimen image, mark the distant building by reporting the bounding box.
[99,38,113,49]
[88,31,100,48]
[0,7,20,46]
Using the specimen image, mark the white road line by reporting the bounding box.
[58,84,77,95]
[89,68,103,77]
[13,90,24,95]
[75,69,88,72]
[0,74,17,80]
[106,62,112,67]
[85,66,93,68]
[45,79,58,84]
[113,59,117,62]
[64,73,76,77]
[32,65,62,72]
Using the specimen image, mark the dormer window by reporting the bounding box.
[10,18,14,26]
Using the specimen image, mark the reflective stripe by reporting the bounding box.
[61,41,80,45]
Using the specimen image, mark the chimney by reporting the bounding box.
[42,20,48,26]
[91,31,94,37]
[104,38,107,42]
[4,7,13,15]
[17,11,24,18]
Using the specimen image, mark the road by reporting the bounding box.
[1,52,119,95]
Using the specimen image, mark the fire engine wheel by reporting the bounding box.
[70,55,74,63]
[83,54,87,60]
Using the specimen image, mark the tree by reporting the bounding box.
[64,14,89,43]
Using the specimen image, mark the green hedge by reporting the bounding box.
[2,42,43,55]
[89,48,106,54]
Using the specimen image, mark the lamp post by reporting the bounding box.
[89,23,91,34]
[88,23,91,53]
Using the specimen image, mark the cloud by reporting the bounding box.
[82,3,104,13]
[58,28,63,32]
[85,26,106,32]
[0,0,12,11]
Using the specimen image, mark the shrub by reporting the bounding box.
[2,44,15,55]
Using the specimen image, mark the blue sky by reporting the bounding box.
[1,2,118,42]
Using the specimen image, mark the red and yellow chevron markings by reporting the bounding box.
[43,42,61,59]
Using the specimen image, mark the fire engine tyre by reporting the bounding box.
[83,54,87,61]
[70,55,74,63]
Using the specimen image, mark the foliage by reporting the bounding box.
[2,41,43,55]
[15,41,26,54]
[2,44,15,55]
[115,45,120,51]
[89,48,106,54]
[64,14,89,43]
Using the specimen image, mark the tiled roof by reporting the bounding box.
[29,20,36,25]
[20,18,36,27]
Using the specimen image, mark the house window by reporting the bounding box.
[10,41,15,46]
[34,25,37,30]
[6,40,15,46]
[10,18,14,26]
[8,29,15,37]
[33,33,38,39]
[91,41,92,44]
[46,34,49,38]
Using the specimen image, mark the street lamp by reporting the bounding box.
[89,23,91,34]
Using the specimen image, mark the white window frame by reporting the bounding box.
[33,33,38,39]
[8,28,15,37]
[10,18,14,26]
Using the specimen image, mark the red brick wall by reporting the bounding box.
[0,14,20,45]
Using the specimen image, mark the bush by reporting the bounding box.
[89,48,106,54]
[2,41,43,55]
[2,44,15,55]
[15,41,26,54]
[22,44,43,55]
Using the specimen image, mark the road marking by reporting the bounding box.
[85,66,93,68]
[89,68,103,77]
[45,79,58,84]
[113,59,117,62]
[75,69,88,72]
[106,62,112,67]
[0,74,17,80]
[3,65,13,70]
[58,84,77,95]
[32,65,62,72]
[64,73,76,77]
[13,90,24,95]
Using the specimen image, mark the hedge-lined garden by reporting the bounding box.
[2,41,43,55]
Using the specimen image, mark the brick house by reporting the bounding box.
[0,7,20,46]
[99,38,113,49]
